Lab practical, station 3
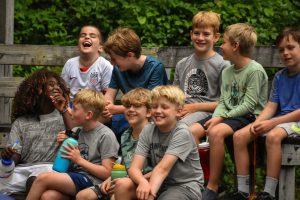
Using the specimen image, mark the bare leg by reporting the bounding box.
[265,127,287,178]
[114,177,138,200]
[76,188,98,200]
[26,172,76,200]
[41,190,70,200]
[190,123,206,144]
[206,123,234,192]
[234,124,253,175]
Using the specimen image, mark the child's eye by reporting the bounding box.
[90,33,97,38]
[79,33,86,38]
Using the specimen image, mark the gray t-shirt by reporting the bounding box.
[173,52,229,104]
[73,122,119,184]
[135,122,204,196]
[8,110,65,166]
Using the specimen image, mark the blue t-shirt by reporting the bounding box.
[109,56,168,93]
[269,68,300,116]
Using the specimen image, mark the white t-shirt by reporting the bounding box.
[61,56,113,99]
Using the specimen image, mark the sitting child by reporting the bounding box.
[0,69,69,195]
[114,85,204,200]
[190,23,268,200]
[226,27,300,200]
[76,88,153,200]
[25,89,119,200]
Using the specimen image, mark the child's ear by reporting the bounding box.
[127,52,135,58]
[175,107,183,119]
[232,42,240,52]
[86,111,94,120]
[213,33,221,43]
[98,45,103,54]
[146,109,152,118]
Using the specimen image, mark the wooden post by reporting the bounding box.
[0,0,14,126]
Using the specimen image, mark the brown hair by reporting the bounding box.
[276,27,300,47]
[103,27,141,58]
[121,88,151,109]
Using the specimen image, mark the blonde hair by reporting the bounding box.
[192,11,221,34]
[73,89,105,119]
[225,23,257,56]
[121,88,151,109]
[104,27,141,58]
[151,85,185,109]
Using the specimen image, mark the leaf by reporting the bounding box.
[137,16,146,25]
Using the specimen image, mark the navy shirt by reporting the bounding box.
[109,56,168,93]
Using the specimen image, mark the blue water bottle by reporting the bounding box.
[52,133,78,172]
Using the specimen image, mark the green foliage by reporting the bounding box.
[14,0,300,48]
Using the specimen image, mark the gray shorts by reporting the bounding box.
[277,122,300,135]
[180,111,211,126]
[158,184,202,200]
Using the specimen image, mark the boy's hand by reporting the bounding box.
[101,102,113,119]
[178,104,194,118]
[136,179,151,200]
[107,178,118,196]
[56,130,68,143]
[251,120,275,136]
[101,176,112,195]
[60,143,83,164]
[204,117,223,133]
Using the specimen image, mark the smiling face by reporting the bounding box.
[190,26,220,58]
[78,26,102,55]
[151,97,180,133]
[278,35,300,71]
[124,102,150,127]
[44,77,60,99]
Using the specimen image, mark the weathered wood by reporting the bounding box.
[281,143,300,165]
[157,46,284,68]
[0,77,24,97]
[0,45,283,68]
[279,165,295,200]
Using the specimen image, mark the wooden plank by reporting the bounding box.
[0,45,283,68]
[157,46,284,68]
[279,166,295,200]
[0,77,24,97]
[281,144,300,165]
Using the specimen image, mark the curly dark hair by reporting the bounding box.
[12,69,69,120]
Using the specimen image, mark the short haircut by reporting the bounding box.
[276,27,300,47]
[73,89,105,119]
[225,23,257,56]
[121,88,151,109]
[192,11,221,34]
[151,85,185,109]
[79,25,103,44]
[103,27,141,58]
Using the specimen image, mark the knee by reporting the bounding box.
[40,191,54,200]
[266,131,282,146]
[208,127,224,142]
[233,131,247,146]
[115,178,134,193]
[190,124,205,138]
[34,173,51,186]
[76,189,95,200]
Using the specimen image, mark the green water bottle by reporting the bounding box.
[111,164,127,180]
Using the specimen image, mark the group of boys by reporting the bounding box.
[0,9,300,200]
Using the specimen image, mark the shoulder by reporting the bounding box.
[97,56,113,68]
[145,56,164,68]
[176,54,194,68]
[173,122,190,134]
[65,56,79,66]
[95,123,115,136]
[212,52,231,68]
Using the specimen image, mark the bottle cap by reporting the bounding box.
[113,164,126,170]
[1,159,13,166]
[198,142,209,148]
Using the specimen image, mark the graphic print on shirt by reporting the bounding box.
[89,72,99,86]
[184,68,208,98]
[150,143,168,164]
[229,81,239,106]
[79,143,89,160]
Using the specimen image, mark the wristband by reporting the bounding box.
[60,107,68,115]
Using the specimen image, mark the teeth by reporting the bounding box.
[83,41,92,47]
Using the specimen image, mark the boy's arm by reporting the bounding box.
[179,101,218,118]
[148,154,178,198]
[128,155,148,185]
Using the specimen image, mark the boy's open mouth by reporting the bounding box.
[83,41,92,47]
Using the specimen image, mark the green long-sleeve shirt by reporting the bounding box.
[213,60,268,118]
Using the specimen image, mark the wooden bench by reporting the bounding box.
[0,45,299,200]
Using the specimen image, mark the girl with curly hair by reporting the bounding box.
[0,69,71,196]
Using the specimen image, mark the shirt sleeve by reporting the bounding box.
[269,73,279,103]
[98,130,119,160]
[134,125,151,158]
[108,66,119,89]
[173,62,180,86]
[8,119,23,154]
[165,127,193,162]
[100,60,113,90]
[146,63,168,90]
[61,61,70,87]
